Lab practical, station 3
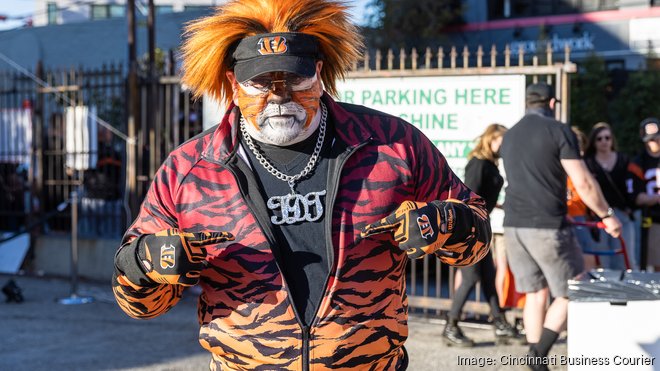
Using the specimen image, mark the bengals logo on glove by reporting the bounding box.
[138,229,234,286]
[417,214,434,239]
[360,200,457,259]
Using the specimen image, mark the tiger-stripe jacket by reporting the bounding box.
[112,94,491,371]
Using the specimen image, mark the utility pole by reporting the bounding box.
[126,0,139,219]
[148,0,155,76]
[147,0,158,177]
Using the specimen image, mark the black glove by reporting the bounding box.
[116,229,234,286]
[360,201,456,259]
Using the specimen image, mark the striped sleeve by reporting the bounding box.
[411,127,491,267]
[112,155,184,319]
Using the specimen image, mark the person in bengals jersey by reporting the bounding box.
[112,0,491,369]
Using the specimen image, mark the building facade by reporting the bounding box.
[451,0,660,70]
[33,0,220,27]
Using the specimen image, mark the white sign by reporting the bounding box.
[336,74,526,233]
[337,75,525,175]
[65,105,98,170]
[0,108,32,164]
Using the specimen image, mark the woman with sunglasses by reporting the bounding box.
[584,122,644,270]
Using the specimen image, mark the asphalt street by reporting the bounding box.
[0,274,567,371]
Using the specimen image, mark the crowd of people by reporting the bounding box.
[572,120,660,271]
[445,83,660,370]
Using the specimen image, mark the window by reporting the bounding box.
[47,2,57,24]
[605,60,625,72]
[579,0,600,12]
[156,6,174,14]
[599,0,619,10]
[498,0,622,19]
[91,4,125,20]
[91,4,109,20]
[184,6,212,12]
[488,0,506,19]
[109,5,125,18]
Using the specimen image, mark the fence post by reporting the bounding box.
[437,47,444,69]
[33,61,45,230]
[57,191,94,305]
[490,44,497,67]
[127,0,139,219]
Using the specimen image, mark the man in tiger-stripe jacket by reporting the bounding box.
[112,0,491,370]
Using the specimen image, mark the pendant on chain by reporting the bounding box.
[267,190,326,225]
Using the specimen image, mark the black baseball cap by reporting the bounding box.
[231,32,321,83]
[640,117,660,142]
[525,82,556,105]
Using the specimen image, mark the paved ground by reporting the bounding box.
[0,274,567,371]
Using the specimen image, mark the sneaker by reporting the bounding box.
[493,316,525,345]
[442,319,475,347]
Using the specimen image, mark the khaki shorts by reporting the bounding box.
[504,226,584,298]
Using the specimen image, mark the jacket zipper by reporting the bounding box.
[302,325,310,371]
[306,138,372,366]
[202,154,310,369]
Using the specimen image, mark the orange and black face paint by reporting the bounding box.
[235,87,268,131]
[235,75,322,132]
[291,78,322,128]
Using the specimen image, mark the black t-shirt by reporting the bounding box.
[634,150,660,222]
[500,109,580,228]
[464,157,503,214]
[584,154,641,210]
[242,122,332,326]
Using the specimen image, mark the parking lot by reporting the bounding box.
[0,275,566,371]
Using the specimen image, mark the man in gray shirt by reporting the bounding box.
[500,83,621,370]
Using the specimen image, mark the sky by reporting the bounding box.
[0,0,372,31]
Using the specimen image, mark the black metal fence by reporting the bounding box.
[0,62,203,238]
[0,70,33,231]
[135,74,204,201]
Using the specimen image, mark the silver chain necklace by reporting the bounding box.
[240,102,328,225]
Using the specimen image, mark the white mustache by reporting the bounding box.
[257,102,307,127]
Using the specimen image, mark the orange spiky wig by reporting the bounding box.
[181,0,363,106]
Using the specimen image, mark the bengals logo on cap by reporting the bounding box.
[417,214,434,239]
[257,36,288,55]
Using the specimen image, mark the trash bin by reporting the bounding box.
[567,270,660,370]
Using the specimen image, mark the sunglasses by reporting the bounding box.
[239,73,317,95]
[596,135,611,142]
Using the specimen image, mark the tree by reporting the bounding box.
[569,53,660,155]
[569,53,611,134]
[365,0,463,49]
[611,67,660,155]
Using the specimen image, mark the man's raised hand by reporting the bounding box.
[360,201,456,259]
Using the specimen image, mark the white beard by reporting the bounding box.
[243,102,320,146]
